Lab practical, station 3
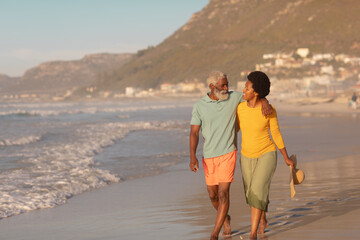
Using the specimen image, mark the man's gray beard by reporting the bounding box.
[214,88,229,101]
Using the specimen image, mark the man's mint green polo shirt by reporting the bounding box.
[191,91,243,159]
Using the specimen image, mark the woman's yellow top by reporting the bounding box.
[237,102,285,158]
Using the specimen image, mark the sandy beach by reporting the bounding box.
[0,100,359,240]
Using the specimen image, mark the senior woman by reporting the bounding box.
[237,71,294,239]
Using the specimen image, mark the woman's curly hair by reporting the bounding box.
[247,71,271,99]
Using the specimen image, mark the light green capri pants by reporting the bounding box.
[240,151,277,212]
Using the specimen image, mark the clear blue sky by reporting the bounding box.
[0,0,208,76]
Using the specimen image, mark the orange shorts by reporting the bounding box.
[202,150,237,186]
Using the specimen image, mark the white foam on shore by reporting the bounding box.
[0,120,185,220]
[0,135,43,147]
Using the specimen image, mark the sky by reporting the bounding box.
[0,0,208,76]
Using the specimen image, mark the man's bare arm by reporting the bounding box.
[189,125,200,173]
[260,98,273,116]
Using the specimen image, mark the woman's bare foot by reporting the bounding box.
[250,232,257,240]
[210,233,218,240]
[258,219,268,235]
[222,215,231,236]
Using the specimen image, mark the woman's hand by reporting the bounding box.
[279,147,295,168]
[284,156,294,168]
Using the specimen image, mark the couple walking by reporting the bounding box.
[189,71,294,240]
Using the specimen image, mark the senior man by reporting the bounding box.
[189,71,271,240]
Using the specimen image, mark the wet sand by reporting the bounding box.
[0,154,359,240]
[0,101,359,239]
[178,154,360,240]
[271,208,360,239]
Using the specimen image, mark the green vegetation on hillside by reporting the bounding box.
[97,0,360,91]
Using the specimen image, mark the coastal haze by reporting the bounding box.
[0,0,360,240]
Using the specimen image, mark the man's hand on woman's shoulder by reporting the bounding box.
[260,98,273,116]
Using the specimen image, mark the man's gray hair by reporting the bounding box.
[206,71,227,87]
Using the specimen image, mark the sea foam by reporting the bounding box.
[0,135,43,147]
[0,119,185,219]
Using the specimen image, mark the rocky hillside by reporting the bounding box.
[0,74,21,91]
[7,53,134,93]
[98,0,360,90]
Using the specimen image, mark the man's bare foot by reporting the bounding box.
[258,219,268,235]
[222,215,231,236]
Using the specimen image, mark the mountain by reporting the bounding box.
[0,74,21,90]
[97,0,360,90]
[6,53,134,93]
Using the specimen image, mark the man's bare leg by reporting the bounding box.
[206,185,231,236]
[207,185,231,237]
[222,215,231,236]
[207,185,219,209]
[250,206,262,239]
[208,182,231,240]
[258,211,268,235]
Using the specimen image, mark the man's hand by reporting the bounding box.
[189,157,199,173]
[190,125,200,173]
[260,98,273,116]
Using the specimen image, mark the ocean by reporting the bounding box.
[0,97,359,223]
[0,98,196,219]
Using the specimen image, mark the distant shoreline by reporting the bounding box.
[2,94,359,115]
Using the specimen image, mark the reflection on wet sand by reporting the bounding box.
[175,154,360,240]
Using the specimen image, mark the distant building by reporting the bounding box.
[296,48,310,58]
[313,53,334,61]
[125,87,135,97]
[160,83,177,93]
[275,59,285,66]
[335,54,350,62]
[279,52,293,59]
[275,58,301,68]
[263,53,276,59]
[302,59,316,66]
[101,91,111,98]
[135,90,151,97]
[263,52,292,60]
[344,57,360,65]
[321,65,334,75]
[178,82,196,92]
[86,87,92,93]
